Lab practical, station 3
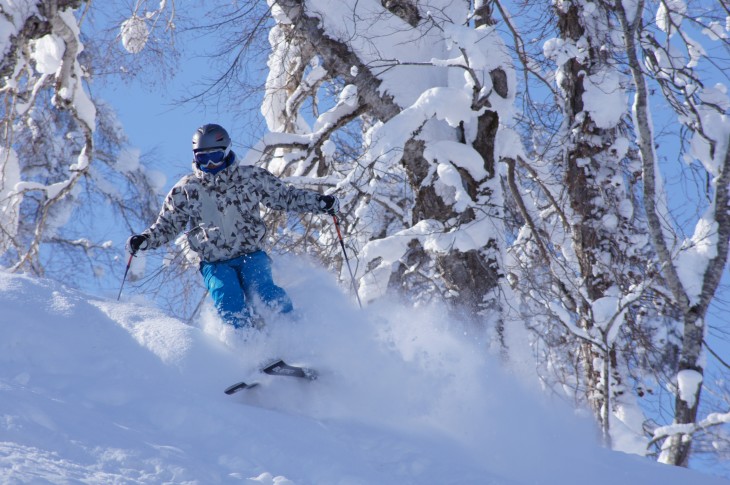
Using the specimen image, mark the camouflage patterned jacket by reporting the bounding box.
[142,160,325,262]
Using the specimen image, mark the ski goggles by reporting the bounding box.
[194,148,227,169]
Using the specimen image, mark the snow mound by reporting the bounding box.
[0,264,723,484]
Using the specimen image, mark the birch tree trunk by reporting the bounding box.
[616,0,730,466]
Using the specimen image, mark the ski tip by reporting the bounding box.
[260,358,317,380]
[263,358,286,370]
[224,381,259,394]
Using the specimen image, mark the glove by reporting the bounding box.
[126,234,148,254]
[318,195,340,215]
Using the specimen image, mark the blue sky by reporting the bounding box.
[90,1,267,193]
[97,64,244,192]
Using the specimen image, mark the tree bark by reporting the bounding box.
[556,2,614,437]
[664,136,730,466]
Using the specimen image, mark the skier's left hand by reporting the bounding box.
[318,195,340,216]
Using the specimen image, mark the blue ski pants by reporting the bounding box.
[199,250,293,328]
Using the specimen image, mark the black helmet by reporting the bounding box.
[192,124,231,153]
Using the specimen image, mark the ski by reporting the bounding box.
[224,359,317,395]
[224,381,259,395]
[262,359,317,380]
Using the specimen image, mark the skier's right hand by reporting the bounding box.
[317,195,340,215]
[126,234,148,254]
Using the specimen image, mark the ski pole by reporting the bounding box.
[332,215,363,309]
[188,289,209,324]
[117,251,135,301]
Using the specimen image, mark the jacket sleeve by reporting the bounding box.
[254,167,324,214]
[142,184,190,249]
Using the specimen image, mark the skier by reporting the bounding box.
[126,123,339,329]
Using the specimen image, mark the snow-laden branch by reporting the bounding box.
[120,0,177,54]
[650,409,730,449]
[493,0,559,100]
[244,84,365,174]
[0,3,100,273]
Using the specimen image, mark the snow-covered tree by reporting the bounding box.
[248,0,517,341]
[496,0,666,448]
[497,0,729,467]
[0,1,160,284]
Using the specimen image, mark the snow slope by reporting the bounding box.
[0,259,726,484]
